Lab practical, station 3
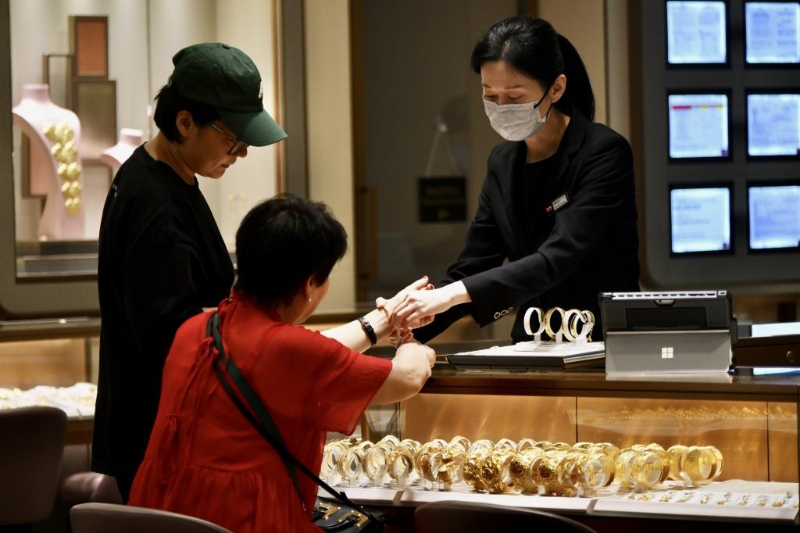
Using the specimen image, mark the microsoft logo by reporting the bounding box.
[661,347,674,359]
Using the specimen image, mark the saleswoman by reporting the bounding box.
[389,16,640,342]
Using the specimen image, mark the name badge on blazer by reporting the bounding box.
[545,192,569,215]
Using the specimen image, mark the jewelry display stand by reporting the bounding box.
[12,83,85,241]
[99,128,144,174]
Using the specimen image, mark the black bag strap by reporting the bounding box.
[206,312,370,516]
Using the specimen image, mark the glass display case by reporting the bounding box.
[339,359,800,531]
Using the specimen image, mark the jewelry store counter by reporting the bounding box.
[349,361,800,532]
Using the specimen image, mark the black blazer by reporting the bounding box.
[414,111,640,344]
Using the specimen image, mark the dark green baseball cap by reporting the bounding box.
[169,42,287,147]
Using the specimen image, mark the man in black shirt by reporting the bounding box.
[93,43,287,502]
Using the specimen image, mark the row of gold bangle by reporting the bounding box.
[523,307,595,342]
[321,436,723,496]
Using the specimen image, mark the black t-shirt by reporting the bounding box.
[93,145,234,478]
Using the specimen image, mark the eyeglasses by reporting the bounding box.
[208,122,248,155]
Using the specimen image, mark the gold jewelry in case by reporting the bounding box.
[387,445,415,485]
[563,309,582,342]
[531,450,567,495]
[468,439,495,453]
[377,435,400,450]
[667,444,689,482]
[509,447,545,494]
[564,308,595,342]
[363,445,388,484]
[493,438,517,452]
[430,448,465,488]
[463,449,491,492]
[448,435,472,453]
[642,443,670,483]
[481,449,516,493]
[337,446,366,483]
[321,440,351,480]
[683,445,723,484]
[515,438,538,453]
[415,441,445,484]
[580,451,615,493]
[43,121,82,214]
[544,306,567,339]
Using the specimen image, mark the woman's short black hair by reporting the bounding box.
[470,16,595,122]
[233,194,348,308]
[152,84,220,143]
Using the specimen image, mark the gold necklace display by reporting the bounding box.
[42,121,81,216]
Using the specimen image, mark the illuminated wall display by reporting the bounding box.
[747,92,800,157]
[748,183,800,250]
[668,93,730,159]
[670,185,733,254]
[745,1,800,64]
[667,1,728,64]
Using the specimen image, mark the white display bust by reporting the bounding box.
[100,128,145,174]
[12,83,85,241]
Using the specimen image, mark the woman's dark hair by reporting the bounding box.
[152,84,220,142]
[470,16,595,122]
[233,194,348,308]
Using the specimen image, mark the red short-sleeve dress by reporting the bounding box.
[128,293,392,533]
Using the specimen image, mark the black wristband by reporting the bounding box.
[357,316,378,346]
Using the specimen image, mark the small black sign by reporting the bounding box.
[418,176,467,223]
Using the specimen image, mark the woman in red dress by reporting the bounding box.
[128,194,435,532]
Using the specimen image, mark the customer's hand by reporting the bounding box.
[388,287,452,329]
[376,276,434,330]
[388,281,471,329]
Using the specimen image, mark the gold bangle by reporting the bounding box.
[494,438,517,452]
[633,450,665,491]
[515,438,538,453]
[448,435,472,453]
[563,309,583,342]
[582,310,596,342]
[321,440,350,479]
[544,307,567,339]
[387,445,415,482]
[337,446,366,483]
[509,448,544,493]
[468,439,495,453]
[593,442,620,461]
[399,438,421,453]
[567,309,594,342]
[430,448,464,488]
[363,445,388,482]
[705,445,724,480]
[415,441,445,483]
[555,451,586,496]
[582,451,615,490]
[481,449,516,493]
[463,449,491,492]
[667,444,688,482]
[684,445,721,484]
[644,443,670,483]
[532,450,567,495]
[614,448,639,490]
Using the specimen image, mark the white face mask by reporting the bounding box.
[483,97,549,141]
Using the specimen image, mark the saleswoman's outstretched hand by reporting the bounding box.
[387,281,471,330]
[376,276,434,330]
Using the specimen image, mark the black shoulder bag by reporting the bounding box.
[206,312,386,532]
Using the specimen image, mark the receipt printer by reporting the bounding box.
[599,291,736,374]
